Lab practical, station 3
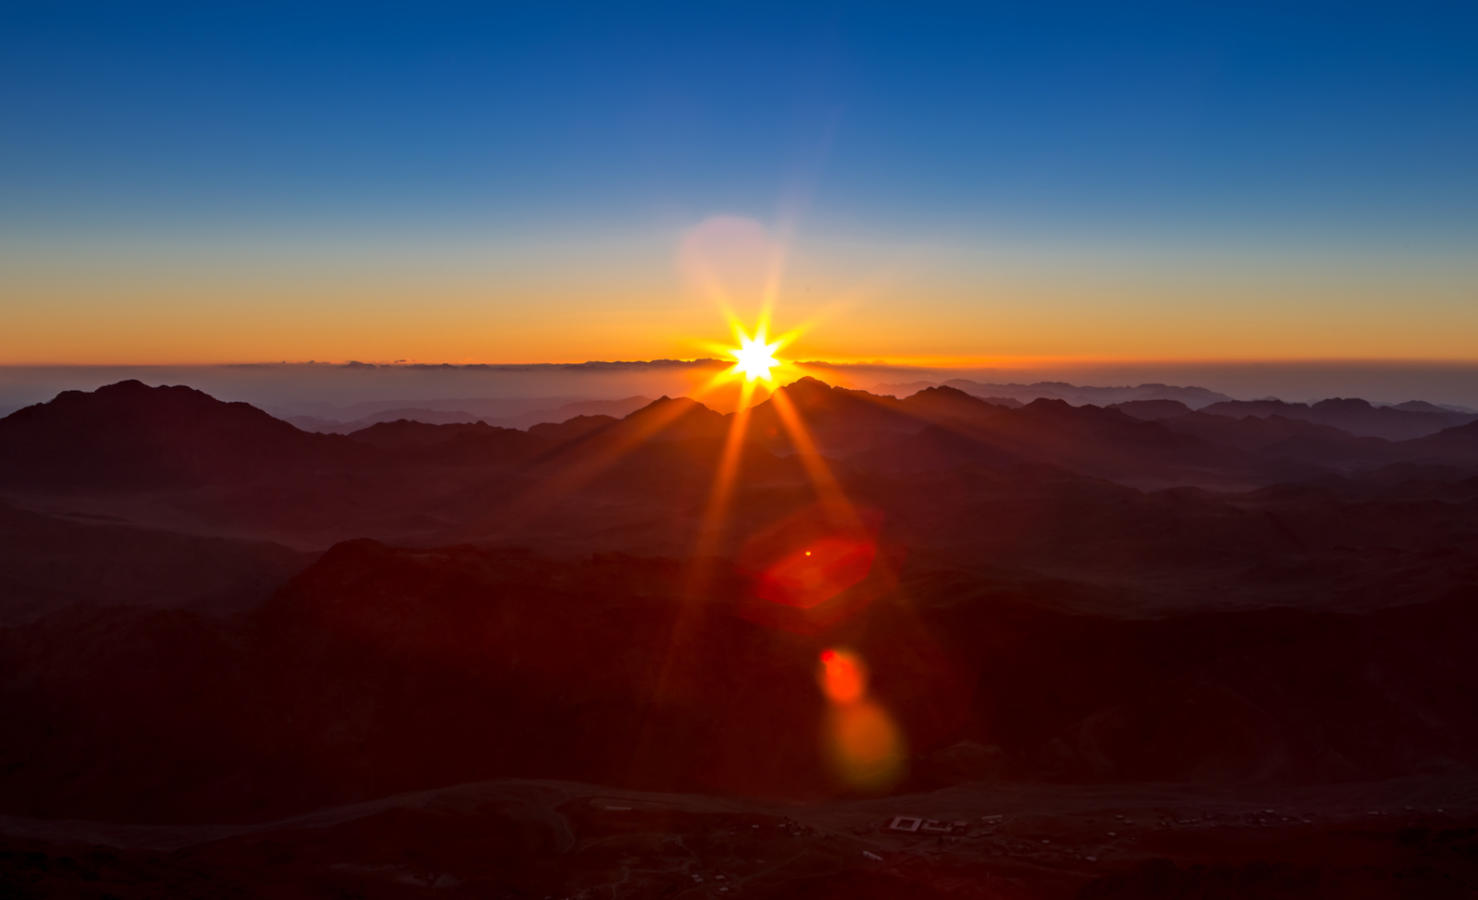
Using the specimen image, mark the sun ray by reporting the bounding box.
[695,377,758,556]
[758,232,787,329]
[630,377,763,775]
[645,377,758,709]
[479,369,732,535]
[768,387,866,531]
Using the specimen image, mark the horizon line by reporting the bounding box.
[7,355,1478,370]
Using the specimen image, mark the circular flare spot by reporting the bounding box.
[817,648,868,705]
[823,700,906,791]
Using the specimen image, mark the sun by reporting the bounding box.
[697,310,798,388]
[730,329,782,382]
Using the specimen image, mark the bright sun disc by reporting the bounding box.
[731,332,781,382]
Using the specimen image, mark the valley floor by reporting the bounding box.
[2,775,1475,898]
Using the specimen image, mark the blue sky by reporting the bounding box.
[2,1,1476,364]
[6,2,1476,231]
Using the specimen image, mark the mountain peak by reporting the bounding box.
[1022,397,1074,412]
[632,395,713,416]
[7,380,266,426]
[95,378,151,394]
[911,384,974,400]
[779,375,834,395]
[0,380,331,488]
[770,377,846,413]
[604,394,726,443]
[899,384,1010,419]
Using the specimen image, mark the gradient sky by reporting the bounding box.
[2,1,1476,365]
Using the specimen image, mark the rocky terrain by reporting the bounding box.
[2,378,1476,897]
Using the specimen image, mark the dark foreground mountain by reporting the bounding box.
[1,379,1476,897]
[4,533,1474,817]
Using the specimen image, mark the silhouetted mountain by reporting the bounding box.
[746,380,1253,487]
[3,375,1478,897]
[345,419,544,464]
[1393,399,1471,414]
[896,384,1019,422]
[912,396,1274,487]
[521,395,805,509]
[4,502,1476,822]
[879,380,1233,409]
[1399,419,1478,467]
[526,413,618,444]
[846,423,1032,476]
[1164,411,1346,450]
[0,380,361,488]
[746,377,925,454]
[1202,397,1476,440]
[0,378,1328,545]
[493,395,653,429]
[288,406,485,433]
[283,396,654,434]
[604,395,730,443]
[1109,398,1193,420]
[1159,412,1397,474]
[0,501,309,625]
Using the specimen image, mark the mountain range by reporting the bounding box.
[283,395,654,434]
[2,378,1477,896]
[874,379,1237,409]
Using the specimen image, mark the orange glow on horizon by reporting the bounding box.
[6,207,1476,365]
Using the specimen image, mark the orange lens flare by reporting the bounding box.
[817,648,868,704]
[817,647,905,791]
[823,700,906,791]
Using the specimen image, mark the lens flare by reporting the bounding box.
[758,536,877,609]
[816,647,905,791]
[823,700,906,791]
[817,648,869,704]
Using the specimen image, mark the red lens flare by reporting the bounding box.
[757,536,877,609]
[817,648,868,704]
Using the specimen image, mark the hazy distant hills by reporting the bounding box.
[4,376,1478,601]
[4,377,1478,519]
[876,379,1235,409]
[285,395,653,434]
[1199,396,1477,440]
[878,379,1478,435]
